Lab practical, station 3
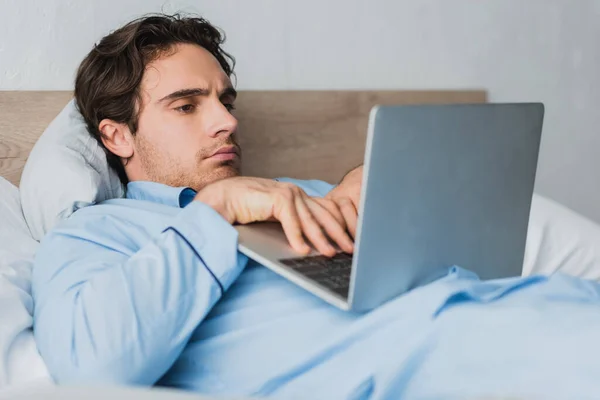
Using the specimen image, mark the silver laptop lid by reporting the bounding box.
[349,103,544,311]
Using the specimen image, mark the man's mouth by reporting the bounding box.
[209,145,239,161]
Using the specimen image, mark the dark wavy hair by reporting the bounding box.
[74,14,235,184]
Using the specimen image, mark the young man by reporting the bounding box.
[32,14,600,398]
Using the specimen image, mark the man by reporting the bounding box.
[32,14,600,399]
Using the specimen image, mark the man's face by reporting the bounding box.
[132,43,241,191]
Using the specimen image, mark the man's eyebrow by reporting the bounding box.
[158,88,210,103]
[158,86,237,104]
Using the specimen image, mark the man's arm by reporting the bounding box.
[32,201,245,386]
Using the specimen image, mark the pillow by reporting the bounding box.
[0,177,50,388]
[524,193,600,280]
[0,177,36,259]
[19,99,124,241]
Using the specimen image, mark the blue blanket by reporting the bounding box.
[157,264,600,399]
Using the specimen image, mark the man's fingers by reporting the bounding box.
[295,197,337,257]
[313,198,346,230]
[337,197,358,239]
[305,198,354,255]
[275,196,310,255]
[271,185,354,256]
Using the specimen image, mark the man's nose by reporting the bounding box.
[208,102,238,138]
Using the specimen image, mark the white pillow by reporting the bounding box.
[0,177,36,259]
[19,100,124,241]
[0,177,50,389]
[524,193,600,280]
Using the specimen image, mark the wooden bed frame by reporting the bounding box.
[0,90,486,186]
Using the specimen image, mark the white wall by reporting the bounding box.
[1,0,599,221]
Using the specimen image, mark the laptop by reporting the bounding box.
[235,103,545,312]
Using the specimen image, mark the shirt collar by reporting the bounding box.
[126,181,197,208]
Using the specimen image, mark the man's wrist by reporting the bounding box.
[194,186,232,223]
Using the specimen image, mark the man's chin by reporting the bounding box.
[217,166,241,180]
[191,164,240,191]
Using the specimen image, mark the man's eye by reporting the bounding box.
[224,103,236,112]
[175,104,195,113]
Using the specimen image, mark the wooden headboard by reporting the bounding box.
[0,90,486,187]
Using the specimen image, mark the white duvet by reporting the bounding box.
[2,175,600,395]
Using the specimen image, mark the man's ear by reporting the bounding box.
[98,119,134,160]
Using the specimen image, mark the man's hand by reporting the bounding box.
[194,177,354,257]
[325,165,363,238]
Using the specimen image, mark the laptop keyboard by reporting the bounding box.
[279,252,353,298]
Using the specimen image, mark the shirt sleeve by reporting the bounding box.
[32,201,246,386]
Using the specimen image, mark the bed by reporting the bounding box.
[2,89,600,398]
